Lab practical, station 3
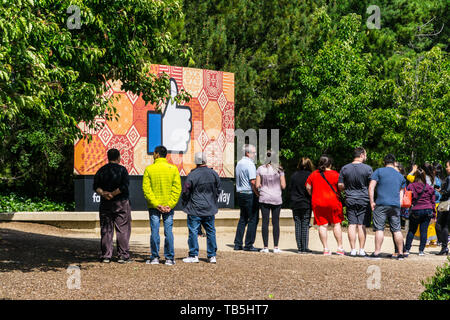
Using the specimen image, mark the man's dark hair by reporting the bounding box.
[383,153,396,166]
[353,147,366,159]
[107,148,120,161]
[154,145,168,158]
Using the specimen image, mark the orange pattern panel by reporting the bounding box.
[74,65,235,177]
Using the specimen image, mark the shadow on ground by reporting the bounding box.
[0,227,151,273]
[0,227,104,273]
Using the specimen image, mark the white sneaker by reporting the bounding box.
[146,258,159,265]
[208,256,216,264]
[359,249,366,257]
[182,256,199,263]
[350,249,357,256]
[419,251,425,256]
[260,248,269,253]
[273,248,283,253]
[165,259,176,266]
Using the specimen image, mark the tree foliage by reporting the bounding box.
[0,0,189,199]
[175,0,449,170]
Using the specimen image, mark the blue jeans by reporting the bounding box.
[149,209,174,260]
[234,192,259,248]
[187,215,217,258]
[405,209,433,252]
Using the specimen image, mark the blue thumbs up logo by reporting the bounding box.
[148,78,192,154]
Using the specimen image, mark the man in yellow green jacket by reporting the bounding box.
[142,145,181,266]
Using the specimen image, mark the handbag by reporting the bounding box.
[437,200,450,212]
[401,189,412,208]
[319,171,345,207]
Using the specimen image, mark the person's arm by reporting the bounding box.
[255,175,261,190]
[250,179,259,196]
[181,176,193,206]
[168,169,182,210]
[93,169,113,200]
[142,169,160,208]
[280,174,286,190]
[399,187,404,207]
[407,164,417,183]
[338,168,345,191]
[305,183,312,196]
[369,180,377,211]
[249,165,259,196]
[114,167,129,197]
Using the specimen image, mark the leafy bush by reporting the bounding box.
[420,257,450,300]
[0,193,74,213]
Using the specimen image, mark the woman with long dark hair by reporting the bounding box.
[404,167,436,256]
[289,157,314,253]
[305,155,344,255]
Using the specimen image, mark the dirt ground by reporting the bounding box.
[0,222,447,300]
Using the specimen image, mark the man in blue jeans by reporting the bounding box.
[234,144,260,251]
[181,152,221,263]
[142,145,182,266]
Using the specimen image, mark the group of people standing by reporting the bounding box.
[234,145,450,260]
[93,145,450,264]
[94,146,220,264]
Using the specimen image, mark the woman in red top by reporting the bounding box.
[306,155,344,255]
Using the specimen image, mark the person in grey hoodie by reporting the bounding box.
[181,152,221,263]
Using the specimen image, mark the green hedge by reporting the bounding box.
[0,193,74,213]
[420,257,450,300]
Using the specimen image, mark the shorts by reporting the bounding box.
[346,203,371,227]
[312,205,344,226]
[373,205,401,232]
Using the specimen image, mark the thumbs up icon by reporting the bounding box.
[147,78,192,154]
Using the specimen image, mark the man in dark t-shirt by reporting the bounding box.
[338,147,373,257]
[93,148,132,263]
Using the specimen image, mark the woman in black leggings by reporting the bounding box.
[255,150,286,253]
[435,160,450,255]
[289,157,314,253]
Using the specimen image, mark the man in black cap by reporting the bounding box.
[93,148,132,263]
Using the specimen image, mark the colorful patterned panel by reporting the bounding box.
[74,65,235,177]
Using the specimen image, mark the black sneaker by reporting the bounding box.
[243,246,259,252]
[117,257,132,264]
[368,253,381,259]
[397,254,404,260]
[234,246,243,251]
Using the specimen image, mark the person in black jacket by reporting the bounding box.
[93,148,132,263]
[289,157,314,253]
[435,160,450,255]
[181,152,221,263]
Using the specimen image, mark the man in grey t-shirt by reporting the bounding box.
[338,147,373,257]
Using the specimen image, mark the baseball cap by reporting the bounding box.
[194,152,207,165]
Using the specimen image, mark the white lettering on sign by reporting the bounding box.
[92,192,101,203]
[217,190,230,205]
